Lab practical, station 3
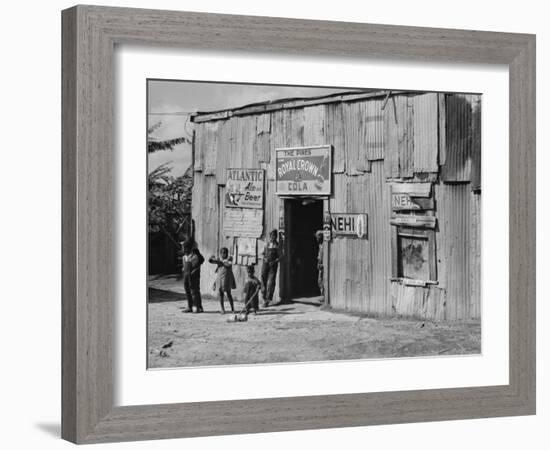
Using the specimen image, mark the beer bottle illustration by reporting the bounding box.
[314,153,329,190]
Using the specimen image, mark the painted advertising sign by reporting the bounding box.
[391,193,434,211]
[330,213,368,239]
[275,145,331,196]
[225,168,264,209]
[323,211,332,242]
[222,209,263,238]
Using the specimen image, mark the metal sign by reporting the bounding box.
[391,193,434,211]
[330,213,368,239]
[222,209,263,238]
[275,146,331,196]
[323,211,332,242]
[225,168,264,209]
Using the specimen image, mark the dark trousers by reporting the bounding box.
[245,293,259,312]
[261,262,278,302]
[318,266,324,297]
[183,276,202,310]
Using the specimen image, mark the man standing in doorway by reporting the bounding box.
[315,230,324,300]
[261,229,281,307]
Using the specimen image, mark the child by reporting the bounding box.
[242,265,262,315]
[209,247,236,314]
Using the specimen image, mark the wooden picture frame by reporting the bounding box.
[62,5,536,444]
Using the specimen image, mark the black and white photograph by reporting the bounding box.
[147,80,482,369]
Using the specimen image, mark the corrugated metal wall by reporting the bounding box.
[192,92,481,320]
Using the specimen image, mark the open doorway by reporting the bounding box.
[284,198,324,299]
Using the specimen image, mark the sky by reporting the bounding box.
[147,80,356,177]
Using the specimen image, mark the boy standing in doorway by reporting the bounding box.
[315,230,324,300]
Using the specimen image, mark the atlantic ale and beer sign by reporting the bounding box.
[275,145,331,196]
[225,168,264,209]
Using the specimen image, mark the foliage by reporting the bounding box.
[147,120,192,153]
[147,122,194,245]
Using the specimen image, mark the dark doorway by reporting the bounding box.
[284,198,324,299]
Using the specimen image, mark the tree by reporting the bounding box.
[147,120,192,153]
[147,122,194,247]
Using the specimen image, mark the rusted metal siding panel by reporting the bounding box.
[343,102,370,175]
[366,161,392,315]
[236,114,257,168]
[347,174,371,312]
[255,113,271,164]
[191,174,219,295]
[286,108,304,147]
[397,95,414,178]
[268,110,285,181]
[470,95,482,191]
[328,174,347,310]
[469,191,481,319]
[438,93,446,167]
[228,117,243,174]
[424,286,446,321]
[391,283,446,321]
[193,124,205,172]
[365,99,385,162]
[202,121,219,175]
[303,105,325,147]
[412,93,439,173]
[435,182,472,320]
[328,162,392,315]
[262,179,281,302]
[441,94,474,182]
[325,103,346,173]
[214,119,231,184]
[384,96,399,178]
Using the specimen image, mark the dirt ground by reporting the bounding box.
[148,275,481,369]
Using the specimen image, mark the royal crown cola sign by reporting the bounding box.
[275,145,331,196]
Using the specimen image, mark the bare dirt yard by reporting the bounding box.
[148,275,481,369]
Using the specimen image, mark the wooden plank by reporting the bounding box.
[391,182,431,197]
[391,226,399,278]
[390,214,436,228]
[391,194,434,211]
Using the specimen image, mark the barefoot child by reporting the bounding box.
[243,265,262,315]
[209,247,236,314]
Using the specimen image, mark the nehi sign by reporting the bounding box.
[330,213,368,239]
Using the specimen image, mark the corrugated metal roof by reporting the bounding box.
[191,89,399,123]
